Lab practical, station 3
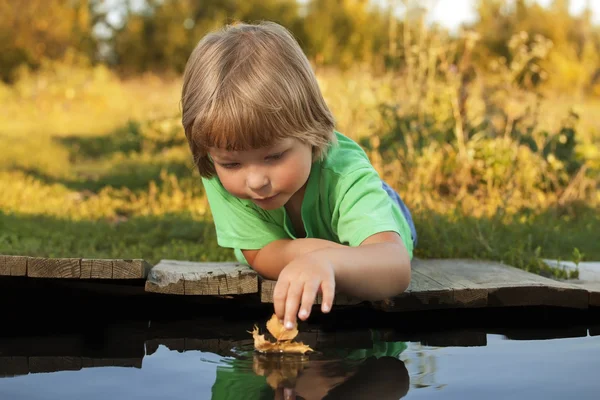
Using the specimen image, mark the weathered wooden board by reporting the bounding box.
[570,280,600,307]
[80,258,152,279]
[3,254,598,312]
[260,279,363,305]
[375,259,590,312]
[0,255,27,276]
[145,260,258,295]
[0,255,150,279]
[373,265,486,312]
[28,257,82,278]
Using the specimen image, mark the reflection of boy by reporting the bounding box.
[210,333,408,400]
[180,20,417,330]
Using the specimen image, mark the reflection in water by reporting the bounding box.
[210,333,410,399]
[405,343,443,390]
[1,312,599,400]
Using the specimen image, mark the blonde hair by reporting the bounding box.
[181,21,336,178]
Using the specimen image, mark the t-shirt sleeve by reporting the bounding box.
[332,168,414,258]
[202,177,288,261]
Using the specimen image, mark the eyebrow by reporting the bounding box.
[211,156,238,164]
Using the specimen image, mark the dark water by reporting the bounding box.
[1,319,599,400]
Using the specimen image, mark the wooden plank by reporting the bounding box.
[80,258,93,278]
[412,259,489,307]
[113,259,152,279]
[260,279,363,305]
[28,257,81,278]
[261,258,589,310]
[570,281,600,307]
[373,269,465,311]
[81,258,151,280]
[17,257,149,280]
[89,259,113,279]
[415,259,587,309]
[145,260,258,295]
[0,255,28,276]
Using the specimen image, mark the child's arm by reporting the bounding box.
[242,238,347,280]
[247,231,411,329]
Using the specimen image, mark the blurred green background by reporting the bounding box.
[0,0,598,277]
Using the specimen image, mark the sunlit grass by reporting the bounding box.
[1,38,598,275]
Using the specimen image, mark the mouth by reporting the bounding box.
[253,194,278,202]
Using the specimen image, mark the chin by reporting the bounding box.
[252,195,289,210]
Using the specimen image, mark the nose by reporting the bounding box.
[246,168,269,191]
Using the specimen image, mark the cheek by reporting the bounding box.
[216,171,246,196]
[276,156,311,189]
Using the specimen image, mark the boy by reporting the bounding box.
[180,21,417,330]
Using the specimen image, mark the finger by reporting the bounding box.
[284,388,296,400]
[298,280,320,321]
[320,279,336,313]
[284,281,304,330]
[272,278,290,322]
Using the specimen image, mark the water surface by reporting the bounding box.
[1,318,599,400]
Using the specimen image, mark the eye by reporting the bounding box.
[266,152,285,161]
[219,162,241,169]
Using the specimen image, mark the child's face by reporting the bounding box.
[208,138,313,210]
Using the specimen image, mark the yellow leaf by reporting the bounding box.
[277,341,313,354]
[266,313,298,341]
[253,352,309,389]
[249,314,314,354]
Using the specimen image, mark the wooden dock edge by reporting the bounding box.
[0,255,151,279]
[144,259,258,295]
[2,255,599,311]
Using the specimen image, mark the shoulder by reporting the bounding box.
[320,131,375,177]
[314,131,382,208]
[201,175,249,209]
[201,175,230,198]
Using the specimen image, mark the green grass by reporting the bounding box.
[414,204,599,278]
[1,63,598,279]
[0,210,233,265]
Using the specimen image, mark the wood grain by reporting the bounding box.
[28,257,81,278]
[145,260,258,295]
[377,259,590,311]
[0,255,152,280]
[0,255,28,276]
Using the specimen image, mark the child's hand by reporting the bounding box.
[272,252,336,329]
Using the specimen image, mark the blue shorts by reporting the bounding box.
[382,181,418,247]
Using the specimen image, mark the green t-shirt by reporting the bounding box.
[202,131,413,264]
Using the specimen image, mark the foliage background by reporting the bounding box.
[1,0,598,277]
